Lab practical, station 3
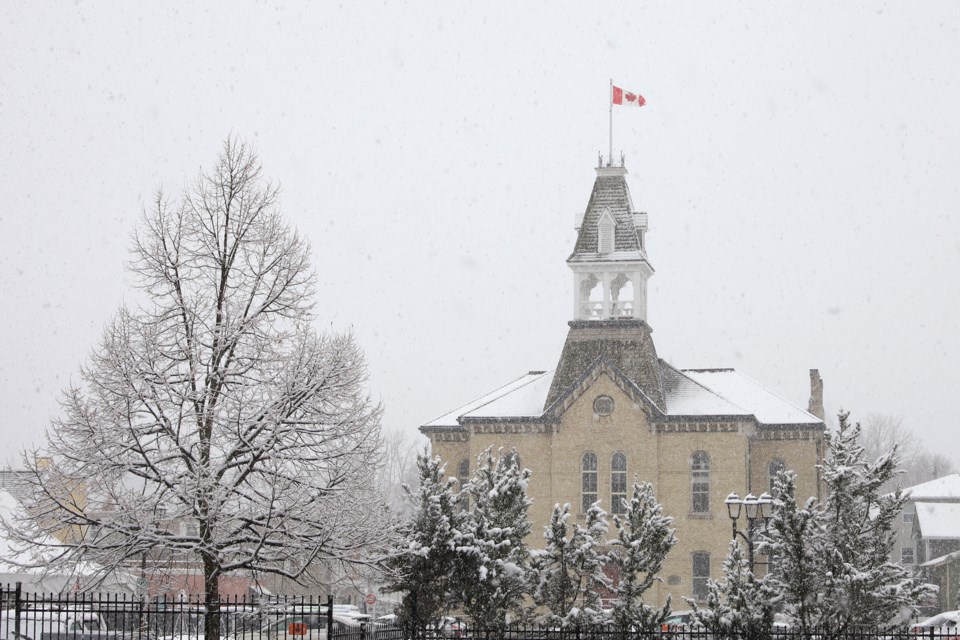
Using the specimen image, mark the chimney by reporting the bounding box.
[808,369,824,420]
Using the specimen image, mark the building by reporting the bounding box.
[420,157,826,608]
[895,474,960,611]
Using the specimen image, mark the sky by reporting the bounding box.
[1,2,959,463]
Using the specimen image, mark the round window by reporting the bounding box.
[593,395,615,416]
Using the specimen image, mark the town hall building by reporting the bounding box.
[420,157,826,608]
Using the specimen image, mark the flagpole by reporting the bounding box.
[608,79,613,166]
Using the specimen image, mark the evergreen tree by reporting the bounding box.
[691,540,773,640]
[608,480,677,632]
[569,501,612,625]
[530,502,611,627]
[456,448,532,631]
[385,453,463,631]
[529,503,578,625]
[762,412,934,638]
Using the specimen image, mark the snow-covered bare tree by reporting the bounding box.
[608,480,676,632]
[378,430,422,516]
[9,138,388,639]
[529,501,610,627]
[859,413,955,491]
[690,540,773,640]
[385,453,462,633]
[762,412,934,639]
[455,448,531,631]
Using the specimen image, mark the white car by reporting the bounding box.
[912,611,960,640]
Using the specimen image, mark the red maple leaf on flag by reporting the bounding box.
[625,92,637,102]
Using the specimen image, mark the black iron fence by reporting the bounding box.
[0,586,954,640]
[0,584,402,640]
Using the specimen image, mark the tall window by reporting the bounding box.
[692,552,710,601]
[691,451,710,513]
[582,452,598,514]
[768,458,786,494]
[611,453,627,515]
[458,459,470,511]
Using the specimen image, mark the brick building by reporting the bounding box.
[420,158,825,608]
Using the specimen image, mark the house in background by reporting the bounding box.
[421,157,826,608]
[897,474,960,610]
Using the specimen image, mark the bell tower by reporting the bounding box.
[545,157,664,410]
[569,159,653,322]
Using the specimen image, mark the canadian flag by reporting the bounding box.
[612,86,646,107]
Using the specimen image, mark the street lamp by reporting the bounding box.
[724,491,774,571]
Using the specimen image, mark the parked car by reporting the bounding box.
[912,611,960,640]
[232,613,364,640]
[0,609,108,640]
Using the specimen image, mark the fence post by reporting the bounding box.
[13,582,21,640]
[327,595,334,640]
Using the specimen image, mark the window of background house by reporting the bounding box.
[902,511,915,524]
[611,452,627,515]
[582,452,598,514]
[691,451,710,513]
[692,552,710,601]
[901,547,915,565]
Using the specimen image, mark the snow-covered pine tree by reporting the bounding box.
[385,452,463,631]
[758,471,822,639]
[456,448,532,631]
[691,540,773,640]
[762,412,934,638]
[529,501,611,627]
[529,503,578,625]
[569,501,612,625]
[608,480,677,632]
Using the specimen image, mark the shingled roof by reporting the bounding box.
[545,319,664,409]
[569,166,645,263]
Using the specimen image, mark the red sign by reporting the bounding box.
[364,593,377,606]
[288,623,308,636]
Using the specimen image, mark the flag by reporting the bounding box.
[612,85,646,107]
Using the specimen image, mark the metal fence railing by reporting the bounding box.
[0,586,952,640]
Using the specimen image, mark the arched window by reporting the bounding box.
[691,451,710,513]
[611,453,627,515]
[458,459,470,511]
[598,210,615,254]
[692,552,711,601]
[768,458,786,494]
[581,452,598,514]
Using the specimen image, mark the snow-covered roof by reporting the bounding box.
[421,362,822,430]
[422,371,553,429]
[915,501,960,539]
[905,474,960,502]
[678,368,822,425]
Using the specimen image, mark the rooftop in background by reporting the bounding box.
[914,501,960,540]
[905,474,960,502]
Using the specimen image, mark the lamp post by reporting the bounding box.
[724,491,774,571]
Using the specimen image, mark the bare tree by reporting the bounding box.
[859,413,955,491]
[8,138,389,637]
[377,430,423,515]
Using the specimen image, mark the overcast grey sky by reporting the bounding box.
[2,2,959,463]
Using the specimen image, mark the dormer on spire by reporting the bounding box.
[569,163,653,321]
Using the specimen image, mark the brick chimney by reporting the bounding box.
[808,369,824,420]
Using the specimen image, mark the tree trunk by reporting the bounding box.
[203,554,221,640]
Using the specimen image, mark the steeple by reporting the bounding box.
[545,158,664,410]
[569,157,653,322]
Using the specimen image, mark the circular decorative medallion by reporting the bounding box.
[593,395,615,416]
